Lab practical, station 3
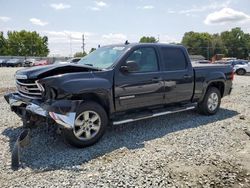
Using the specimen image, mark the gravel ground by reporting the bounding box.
[0,67,250,187]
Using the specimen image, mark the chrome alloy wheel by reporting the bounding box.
[207,92,219,111]
[73,111,101,140]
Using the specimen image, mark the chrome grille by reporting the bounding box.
[16,79,42,99]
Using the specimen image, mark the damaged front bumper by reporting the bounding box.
[4,93,82,129]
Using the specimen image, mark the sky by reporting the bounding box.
[1,0,250,56]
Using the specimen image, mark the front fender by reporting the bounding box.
[40,73,114,114]
[62,77,112,95]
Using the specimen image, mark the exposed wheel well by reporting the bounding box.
[207,82,225,98]
[70,93,109,114]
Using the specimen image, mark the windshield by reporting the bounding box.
[77,46,128,69]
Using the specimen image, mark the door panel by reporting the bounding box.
[162,70,194,104]
[114,47,164,112]
[160,47,194,104]
[115,72,164,111]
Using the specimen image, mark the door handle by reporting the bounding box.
[183,75,192,79]
[152,77,163,81]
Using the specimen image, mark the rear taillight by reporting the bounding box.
[230,70,234,80]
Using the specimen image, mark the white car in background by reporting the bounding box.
[233,61,250,75]
[24,58,36,67]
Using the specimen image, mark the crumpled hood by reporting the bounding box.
[15,64,100,79]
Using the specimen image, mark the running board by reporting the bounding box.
[112,106,196,125]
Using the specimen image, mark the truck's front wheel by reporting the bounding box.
[198,87,221,115]
[63,101,108,148]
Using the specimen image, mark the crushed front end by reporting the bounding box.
[4,76,81,129]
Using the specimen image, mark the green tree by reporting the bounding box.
[0,32,7,55]
[211,34,227,56]
[74,51,87,57]
[221,27,249,59]
[245,33,250,59]
[89,48,96,53]
[139,36,158,43]
[5,30,49,56]
[181,31,213,59]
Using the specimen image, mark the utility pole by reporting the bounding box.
[82,34,85,54]
[207,40,210,60]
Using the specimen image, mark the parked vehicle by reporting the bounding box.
[54,57,81,65]
[0,59,7,67]
[6,59,24,67]
[214,59,248,67]
[33,60,49,66]
[24,58,36,67]
[70,57,81,63]
[5,43,233,148]
[233,61,250,75]
[227,60,248,67]
[222,57,237,61]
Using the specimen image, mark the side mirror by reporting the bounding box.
[120,61,139,73]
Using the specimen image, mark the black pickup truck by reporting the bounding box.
[5,43,233,147]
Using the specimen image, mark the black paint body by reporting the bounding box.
[12,43,233,117]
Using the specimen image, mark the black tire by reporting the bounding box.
[63,101,108,148]
[197,87,221,115]
[236,69,246,75]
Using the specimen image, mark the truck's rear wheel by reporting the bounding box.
[198,87,221,115]
[63,101,108,148]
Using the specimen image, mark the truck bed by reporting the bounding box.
[192,62,233,102]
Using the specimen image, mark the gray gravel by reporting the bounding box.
[0,67,250,187]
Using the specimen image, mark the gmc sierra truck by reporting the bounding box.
[5,43,233,147]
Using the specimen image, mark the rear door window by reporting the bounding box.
[161,47,187,71]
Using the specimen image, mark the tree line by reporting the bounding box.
[139,27,250,60]
[0,30,49,56]
[1,28,250,59]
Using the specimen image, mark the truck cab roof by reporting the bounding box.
[103,43,185,49]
